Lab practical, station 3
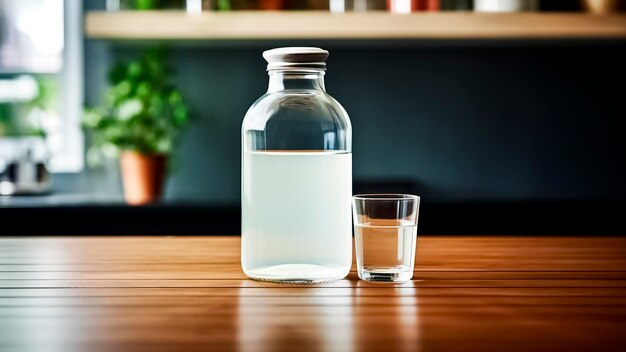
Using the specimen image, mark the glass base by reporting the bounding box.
[244,263,349,284]
[358,266,413,283]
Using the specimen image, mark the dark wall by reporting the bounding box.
[81,41,626,204]
[82,0,626,205]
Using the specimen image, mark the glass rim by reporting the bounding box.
[353,194,420,201]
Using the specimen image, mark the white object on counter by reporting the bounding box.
[186,0,203,14]
[330,0,387,13]
[474,0,538,12]
[388,0,413,13]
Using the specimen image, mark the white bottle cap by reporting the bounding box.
[263,47,329,71]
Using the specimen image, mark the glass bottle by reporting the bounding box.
[241,47,352,283]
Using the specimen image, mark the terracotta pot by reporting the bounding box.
[119,151,167,205]
[580,0,622,13]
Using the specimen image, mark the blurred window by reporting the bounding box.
[0,0,82,172]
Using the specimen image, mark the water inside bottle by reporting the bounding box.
[241,150,352,283]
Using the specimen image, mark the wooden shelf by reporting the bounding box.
[85,11,626,40]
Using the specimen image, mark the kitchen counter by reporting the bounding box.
[1,236,624,351]
[0,196,241,236]
[2,198,624,235]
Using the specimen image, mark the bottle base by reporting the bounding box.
[244,263,349,284]
[358,267,413,283]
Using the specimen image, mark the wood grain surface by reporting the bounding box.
[0,236,625,352]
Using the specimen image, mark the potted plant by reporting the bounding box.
[83,49,190,205]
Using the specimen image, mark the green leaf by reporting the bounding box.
[127,61,143,79]
[113,80,132,100]
[117,99,143,121]
[82,109,102,128]
[173,106,188,124]
[168,90,182,105]
[136,82,151,98]
[135,0,157,11]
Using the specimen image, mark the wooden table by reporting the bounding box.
[1,236,625,352]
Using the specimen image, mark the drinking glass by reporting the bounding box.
[352,194,420,282]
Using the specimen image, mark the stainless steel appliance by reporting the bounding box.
[0,137,51,195]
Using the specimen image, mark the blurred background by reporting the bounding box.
[1,0,625,235]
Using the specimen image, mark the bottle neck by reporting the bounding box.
[267,71,326,93]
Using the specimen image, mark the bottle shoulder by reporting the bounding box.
[242,90,350,131]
